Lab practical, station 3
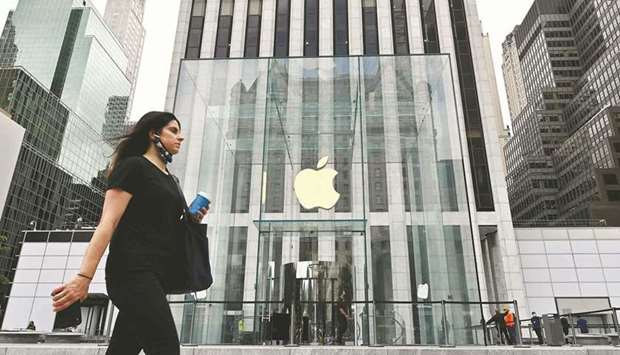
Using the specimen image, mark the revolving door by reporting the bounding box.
[254,222,369,345]
[284,261,336,344]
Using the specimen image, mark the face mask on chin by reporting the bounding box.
[153,135,173,164]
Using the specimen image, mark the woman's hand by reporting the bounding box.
[191,207,208,223]
[51,275,91,312]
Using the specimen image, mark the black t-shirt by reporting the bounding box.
[337,298,350,320]
[105,156,185,279]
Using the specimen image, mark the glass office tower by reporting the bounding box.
[0,0,131,316]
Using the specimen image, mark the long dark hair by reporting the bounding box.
[107,111,180,177]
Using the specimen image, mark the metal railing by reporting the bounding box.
[100,299,538,347]
[561,307,620,346]
[517,307,620,347]
[100,299,620,347]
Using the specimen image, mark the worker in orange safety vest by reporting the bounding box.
[503,305,516,345]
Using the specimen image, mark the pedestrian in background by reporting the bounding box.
[503,305,516,345]
[486,309,510,344]
[530,312,543,345]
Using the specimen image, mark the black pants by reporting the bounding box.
[105,272,179,355]
[336,316,347,344]
[506,325,516,345]
[533,327,543,344]
[500,326,512,344]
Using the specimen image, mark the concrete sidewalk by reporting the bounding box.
[0,345,619,355]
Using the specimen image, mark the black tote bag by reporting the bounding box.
[164,175,213,294]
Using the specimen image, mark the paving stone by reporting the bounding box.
[0,345,617,355]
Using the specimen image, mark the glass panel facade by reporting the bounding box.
[60,9,130,132]
[172,55,480,345]
[2,3,130,124]
[2,230,105,332]
[0,2,127,315]
[0,67,112,305]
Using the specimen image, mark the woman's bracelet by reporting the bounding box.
[77,273,93,281]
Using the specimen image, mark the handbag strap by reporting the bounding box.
[169,174,201,298]
[169,174,192,218]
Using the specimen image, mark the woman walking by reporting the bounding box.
[51,111,208,355]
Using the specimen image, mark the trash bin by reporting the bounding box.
[542,314,564,346]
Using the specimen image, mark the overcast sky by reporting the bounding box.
[1,0,533,125]
[477,0,533,127]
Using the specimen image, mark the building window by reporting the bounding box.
[304,0,319,56]
[51,9,83,97]
[274,0,290,57]
[24,231,49,242]
[603,174,618,185]
[607,190,620,201]
[449,0,494,211]
[185,0,207,59]
[391,0,409,54]
[47,231,71,242]
[214,0,235,58]
[362,0,379,55]
[419,0,439,53]
[244,0,262,57]
[333,0,349,56]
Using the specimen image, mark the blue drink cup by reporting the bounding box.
[189,192,210,215]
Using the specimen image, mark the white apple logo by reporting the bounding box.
[294,156,340,210]
[417,283,429,300]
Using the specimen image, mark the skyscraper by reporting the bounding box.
[502,30,526,122]
[0,109,24,220]
[0,12,17,67]
[103,0,145,115]
[482,31,510,175]
[0,0,131,315]
[503,0,620,226]
[164,0,524,345]
[0,0,131,133]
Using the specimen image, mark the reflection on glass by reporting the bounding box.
[172,55,481,345]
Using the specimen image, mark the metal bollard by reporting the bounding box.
[188,299,196,344]
[513,300,529,348]
[612,309,620,347]
[439,300,455,347]
[286,305,299,347]
[105,304,115,338]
